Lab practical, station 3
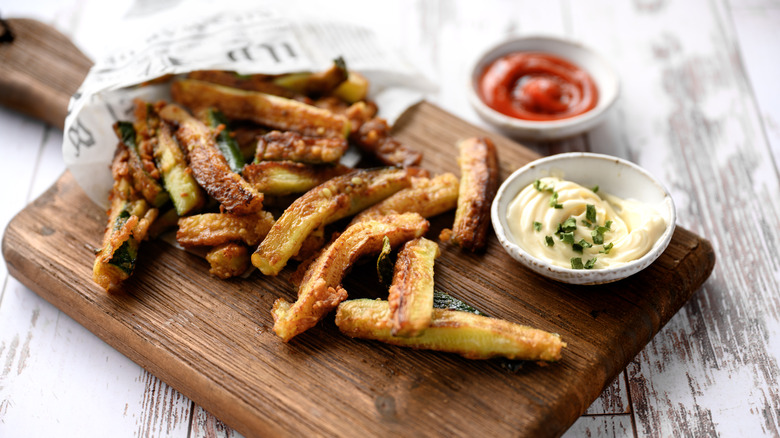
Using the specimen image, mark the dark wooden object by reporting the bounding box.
[1,18,714,438]
[0,18,92,129]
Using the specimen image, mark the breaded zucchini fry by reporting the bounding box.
[336,299,566,361]
[187,70,301,99]
[255,130,347,164]
[160,104,263,214]
[242,161,351,196]
[171,79,350,139]
[251,167,420,276]
[388,237,440,337]
[114,121,169,207]
[176,210,275,247]
[352,117,422,167]
[206,242,251,279]
[350,173,459,224]
[132,100,163,180]
[272,57,348,97]
[155,123,205,216]
[333,71,370,103]
[272,213,430,342]
[93,147,159,292]
[451,137,499,251]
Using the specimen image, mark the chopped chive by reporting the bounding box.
[554,203,563,209]
[572,243,584,253]
[600,242,614,254]
[582,219,593,228]
[571,257,584,269]
[549,192,559,208]
[591,185,599,193]
[561,217,577,232]
[533,179,543,191]
[586,204,597,223]
[605,220,613,230]
[584,258,598,269]
[592,230,604,245]
[578,239,593,249]
[533,221,542,232]
[545,236,554,246]
[561,231,575,245]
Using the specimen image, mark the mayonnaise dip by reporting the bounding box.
[506,177,666,269]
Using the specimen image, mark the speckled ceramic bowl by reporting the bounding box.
[490,152,676,285]
[468,36,620,140]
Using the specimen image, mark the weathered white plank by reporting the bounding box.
[191,405,245,438]
[729,3,780,176]
[563,414,634,438]
[0,109,45,284]
[0,277,191,436]
[569,0,780,436]
[28,127,65,201]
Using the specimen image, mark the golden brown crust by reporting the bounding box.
[336,299,566,361]
[451,137,499,251]
[206,242,251,279]
[387,237,440,337]
[176,211,275,247]
[171,79,349,139]
[159,103,264,214]
[132,99,162,179]
[350,173,459,224]
[255,130,347,164]
[251,167,419,276]
[271,213,430,342]
[352,117,423,167]
[242,161,352,196]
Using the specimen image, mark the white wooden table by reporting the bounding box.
[1,0,779,436]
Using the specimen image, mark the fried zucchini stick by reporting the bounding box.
[336,299,566,361]
[242,161,351,196]
[251,167,420,276]
[450,137,499,251]
[272,57,349,97]
[159,104,264,214]
[388,237,440,337]
[187,70,301,99]
[171,79,350,139]
[176,210,275,247]
[114,121,169,208]
[350,173,459,224]
[255,130,347,164]
[272,213,430,342]
[352,117,422,167]
[206,242,251,279]
[93,147,158,292]
[155,123,205,216]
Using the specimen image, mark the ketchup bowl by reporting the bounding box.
[469,36,619,140]
[490,153,676,285]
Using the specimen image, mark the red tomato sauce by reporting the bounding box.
[477,52,598,121]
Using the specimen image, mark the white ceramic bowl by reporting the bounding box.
[491,153,676,284]
[468,36,620,141]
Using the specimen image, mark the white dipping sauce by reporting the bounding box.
[507,177,666,269]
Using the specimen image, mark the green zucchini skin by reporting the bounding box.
[154,123,205,216]
[108,207,139,275]
[203,108,246,174]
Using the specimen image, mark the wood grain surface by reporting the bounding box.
[0,18,92,130]
[2,0,779,436]
[3,101,713,437]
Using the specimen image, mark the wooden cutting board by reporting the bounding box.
[1,18,714,438]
